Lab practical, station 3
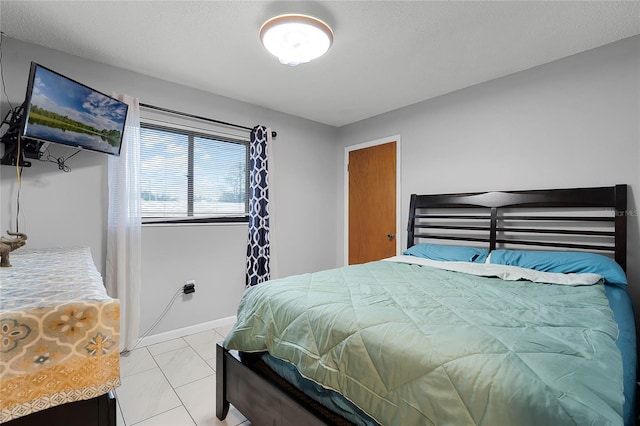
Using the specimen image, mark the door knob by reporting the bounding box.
[387,233,395,240]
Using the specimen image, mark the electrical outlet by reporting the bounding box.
[183,280,196,295]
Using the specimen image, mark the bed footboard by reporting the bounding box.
[216,342,230,420]
[216,343,355,426]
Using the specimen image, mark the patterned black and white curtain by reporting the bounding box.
[246,125,271,287]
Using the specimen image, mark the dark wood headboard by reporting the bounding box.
[407,185,627,271]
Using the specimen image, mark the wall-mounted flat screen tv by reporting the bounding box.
[21,62,128,156]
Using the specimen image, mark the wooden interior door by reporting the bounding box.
[348,141,396,265]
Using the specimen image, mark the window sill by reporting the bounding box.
[142,216,249,227]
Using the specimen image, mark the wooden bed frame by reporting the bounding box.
[217,184,629,426]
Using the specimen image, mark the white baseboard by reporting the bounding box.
[137,315,237,347]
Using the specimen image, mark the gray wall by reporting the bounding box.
[337,35,640,321]
[0,37,339,336]
[3,34,639,339]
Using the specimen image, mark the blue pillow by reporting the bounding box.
[489,249,627,285]
[403,243,488,263]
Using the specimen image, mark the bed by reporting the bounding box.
[0,247,120,426]
[217,185,636,426]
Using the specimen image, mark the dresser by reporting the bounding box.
[0,247,120,426]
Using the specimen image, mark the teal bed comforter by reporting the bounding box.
[224,260,623,426]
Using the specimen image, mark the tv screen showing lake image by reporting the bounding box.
[22,63,128,156]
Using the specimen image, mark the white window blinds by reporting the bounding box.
[140,123,249,221]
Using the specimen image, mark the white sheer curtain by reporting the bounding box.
[106,94,141,352]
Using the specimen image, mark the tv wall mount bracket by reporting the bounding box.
[1,103,45,167]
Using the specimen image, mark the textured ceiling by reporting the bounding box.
[1,1,639,127]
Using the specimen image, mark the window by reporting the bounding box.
[140,123,249,223]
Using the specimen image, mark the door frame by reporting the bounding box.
[344,134,402,266]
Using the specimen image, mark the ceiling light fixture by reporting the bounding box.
[260,14,333,67]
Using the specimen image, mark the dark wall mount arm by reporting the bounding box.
[0,103,39,167]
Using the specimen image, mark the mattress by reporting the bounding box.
[225,258,627,426]
[0,247,120,423]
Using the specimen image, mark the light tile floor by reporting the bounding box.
[116,324,250,426]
